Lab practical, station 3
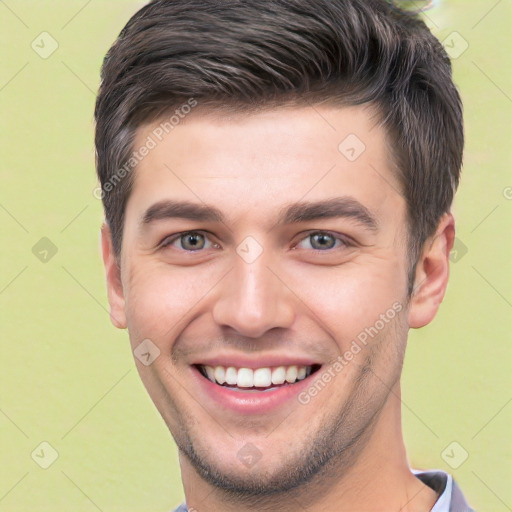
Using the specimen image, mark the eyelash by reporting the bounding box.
[294,232,352,251]
[160,231,220,251]
[159,230,353,252]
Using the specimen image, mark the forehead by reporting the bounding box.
[125,104,403,228]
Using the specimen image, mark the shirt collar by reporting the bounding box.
[412,468,474,512]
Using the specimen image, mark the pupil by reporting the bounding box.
[184,233,204,250]
[312,233,334,249]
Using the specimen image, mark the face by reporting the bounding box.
[103,104,425,496]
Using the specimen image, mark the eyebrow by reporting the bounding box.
[141,200,224,225]
[140,197,378,232]
[277,197,378,231]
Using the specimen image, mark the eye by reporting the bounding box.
[160,231,219,252]
[294,231,350,251]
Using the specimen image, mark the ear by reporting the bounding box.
[100,223,127,329]
[408,213,455,328]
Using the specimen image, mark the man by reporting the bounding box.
[95,0,474,510]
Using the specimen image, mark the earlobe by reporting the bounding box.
[408,213,455,329]
[100,223,127,329]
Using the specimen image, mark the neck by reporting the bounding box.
[178,382,439,512]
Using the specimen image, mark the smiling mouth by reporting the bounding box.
[195,363,322,392]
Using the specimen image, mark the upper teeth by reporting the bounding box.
[201,365,312,387]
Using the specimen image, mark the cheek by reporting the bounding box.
[286,254,407,343]
[123,261,218,345]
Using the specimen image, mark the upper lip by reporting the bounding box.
[193,354,322,369]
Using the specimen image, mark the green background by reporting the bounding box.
[1,1,511,510]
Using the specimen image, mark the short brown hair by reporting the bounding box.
[95,0,464,290]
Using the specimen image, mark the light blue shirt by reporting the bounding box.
[171,469,475,511]
[413,469,474,511]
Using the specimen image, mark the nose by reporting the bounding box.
[212,248,296,338]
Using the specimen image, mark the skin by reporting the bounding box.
[101,104,455,512]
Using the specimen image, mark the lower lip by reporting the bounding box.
[190,365,320,415]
